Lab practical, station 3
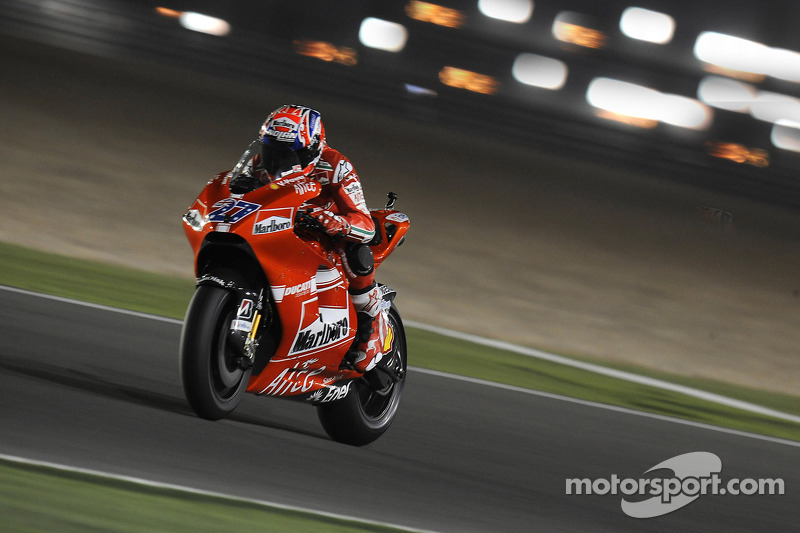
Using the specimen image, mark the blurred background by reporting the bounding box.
[1,0,799,394]
[5,0,800,198]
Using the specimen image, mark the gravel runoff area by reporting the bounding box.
[2,36,799,395]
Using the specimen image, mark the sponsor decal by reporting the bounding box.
[291,316,349,354]
[342,182,360,195]
[306,381,352,403]
[267,117,300,142]
[269,174,320,194]
[198,275,233,288]
[342,180,366,208]
[293,181,318,195]
[253,208,293,235]
[237,299,254,319]
[274,296,352,361]
[183,209,205,231]
[208,198,260,224]
[231,319,253,332]
[229,300,255,332]
[274,174,309,186]
[271,279,315,303]
[272,117,298,131]
[334,160,354,183]
[385,212,409,223]
[262,365,326,396]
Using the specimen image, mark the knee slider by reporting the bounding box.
[346,243,374,276]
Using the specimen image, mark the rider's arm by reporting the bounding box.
[326,157,375,244]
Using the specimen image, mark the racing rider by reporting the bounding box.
[250,104,387,373]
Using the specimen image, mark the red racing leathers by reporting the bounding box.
[303,146,376,285]
[256,145,386,372]
[303,147,387,372]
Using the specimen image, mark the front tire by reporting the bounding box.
[316,305,407,446]
[180,285,251,420]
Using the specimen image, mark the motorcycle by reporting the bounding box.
[179,142,410,446]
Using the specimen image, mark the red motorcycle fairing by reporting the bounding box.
[183,169,409,404]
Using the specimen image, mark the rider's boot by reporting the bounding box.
[349,283,388,372]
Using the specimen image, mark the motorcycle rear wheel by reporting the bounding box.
[316,305,407,446]
[180,285,251,420]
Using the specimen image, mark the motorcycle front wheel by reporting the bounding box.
[180,285,251,420]
[316,304,407,446]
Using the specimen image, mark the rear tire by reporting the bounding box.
[180,285,251,420]
[316,305,407,446]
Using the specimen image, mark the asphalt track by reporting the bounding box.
[1,286,798,532]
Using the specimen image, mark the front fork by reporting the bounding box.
[228,288,266,370]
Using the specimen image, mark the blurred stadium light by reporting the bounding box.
[405,1,464,28]
[698,76,757,113]
[587,78,712,130]
[512,53,567,90]
[478,0,534,24]
[694,32,771,76]
[155,7,180,18]
[439,66,499,94]
[359,17,408,52]
[293,39,358,66]
[619,7,674,44]
[772,122,800,153]
[178,11,229,36]
[767,48,800,83]
[156,7,230,36]
[5,0,800,204]
[405,83,438,97]
[552,11,607,49]
[706,141,770,167]
[750,91,800,126]
[694,32,800,83]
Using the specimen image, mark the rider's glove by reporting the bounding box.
[312,208,350,238]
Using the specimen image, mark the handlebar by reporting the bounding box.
[294,208,326,233]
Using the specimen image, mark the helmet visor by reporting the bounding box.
[261,142,301,179]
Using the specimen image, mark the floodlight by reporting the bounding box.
[478,0,534,24]
[179,12,230,36]
[697,76,756,113]
[620,7,674,44]
[512,53,567,90]
[359,18,408,52]
[587,77,711,130]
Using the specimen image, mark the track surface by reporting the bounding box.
[1,287,797,532]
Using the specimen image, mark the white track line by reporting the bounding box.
[2,284,799,434]
[405,320,800,425]
[0,453,438,533]
[412,367,800,448]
